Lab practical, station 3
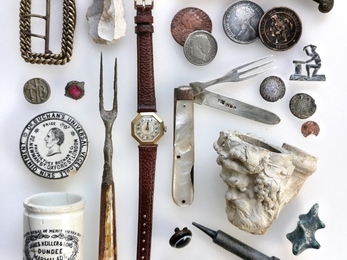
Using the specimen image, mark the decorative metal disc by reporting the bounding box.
[259,76,286,102]
[171,7,212,46]
[222,0,264,44]
[258,6,302,51]
[183,30,218,66]
[23,78,51,104]
[19,111,89,179]
[289,93,316,119]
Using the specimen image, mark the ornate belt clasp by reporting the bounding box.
[19,0,76,65]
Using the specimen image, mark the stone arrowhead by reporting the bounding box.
[86,0,127,44]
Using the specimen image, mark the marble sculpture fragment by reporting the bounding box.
[213,130,317,235]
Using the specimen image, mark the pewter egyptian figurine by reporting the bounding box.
[86,0,126,44]
[213,131,317,235]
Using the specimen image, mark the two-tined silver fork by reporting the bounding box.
[98,53,118,260]
[189,55,275,96]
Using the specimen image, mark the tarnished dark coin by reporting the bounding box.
[171,7,212,46]
[183,30,218,66]
[259,76,286,102]
[289,93,316,119]
[19,111,89,179]
[23,78,51,104]
[258,6,302,51]
[222,1,264,44]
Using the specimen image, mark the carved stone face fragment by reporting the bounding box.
[213,131,317,235]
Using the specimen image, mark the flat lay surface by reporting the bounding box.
[0,0,345,259]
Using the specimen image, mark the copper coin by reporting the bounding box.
[301,121,320,137]
[171,7,212,46]
[222,1,264,44]
[289,93,316,119]
[23,78,51,104]
[258,6,302,51]
[259,76,286,102]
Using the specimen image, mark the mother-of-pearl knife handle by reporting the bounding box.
[173,86,194,207]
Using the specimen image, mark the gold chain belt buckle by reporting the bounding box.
[19,0,76,65]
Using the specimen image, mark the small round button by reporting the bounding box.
[169,227,192,248]
[23,78,51,104]
[259,76,286,102]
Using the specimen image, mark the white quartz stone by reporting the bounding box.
[86,0,126,44]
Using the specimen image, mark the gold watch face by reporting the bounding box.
[131,112,165,144]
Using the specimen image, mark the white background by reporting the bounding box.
[0,0,346,259]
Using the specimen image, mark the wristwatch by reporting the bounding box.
[131,2,166,260]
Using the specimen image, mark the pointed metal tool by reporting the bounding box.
[192,222,280,260]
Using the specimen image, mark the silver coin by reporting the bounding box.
[183,30,218,66]
[289,93,316,119]
[23,78,51,104]
[223,1,264,44]
[19,111,89,179]
[259,76,286,102]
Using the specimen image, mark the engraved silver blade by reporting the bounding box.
[194,90,281,125]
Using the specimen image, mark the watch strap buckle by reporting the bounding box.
[134,0,154,10]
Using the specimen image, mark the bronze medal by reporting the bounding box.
[171,7,212,46]
[258,7,302,51]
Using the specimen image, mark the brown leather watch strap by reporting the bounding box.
[135,5,156,113]
[137,144,157,260]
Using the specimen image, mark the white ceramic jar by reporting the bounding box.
[23,192,86,260]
